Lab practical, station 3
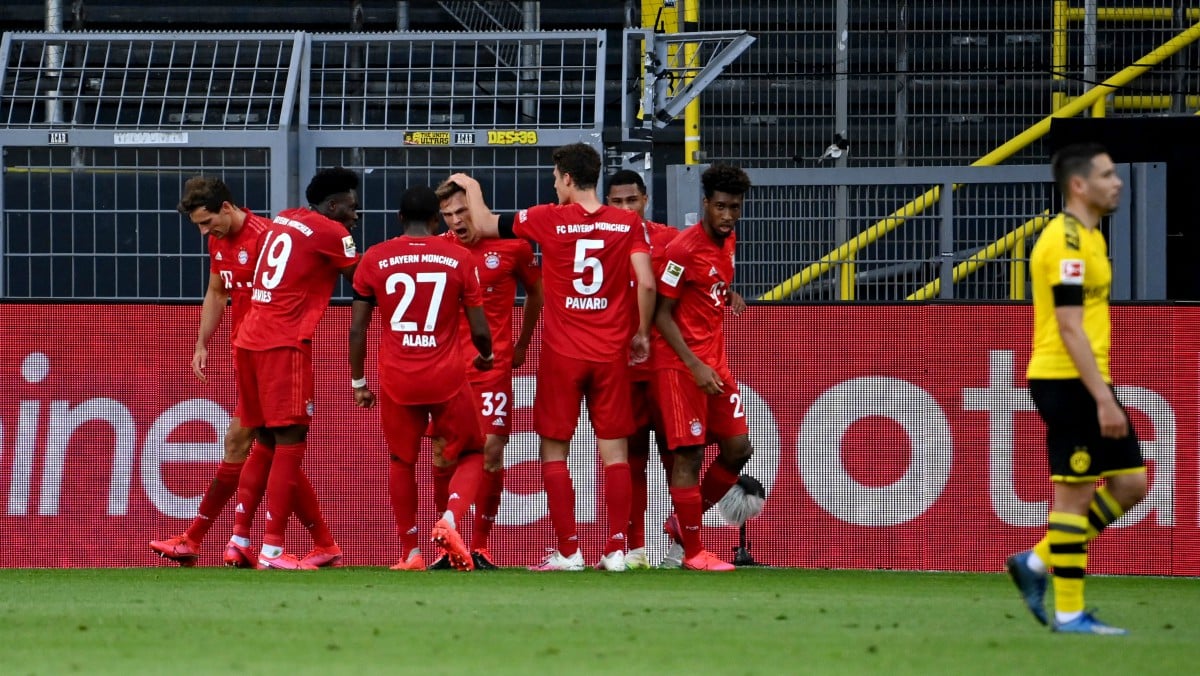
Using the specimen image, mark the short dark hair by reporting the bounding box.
[399,185,440,224]
[1051,142,1108,195]
[608,169,647,194]
[305,167,359,206]
[177,176,234,215]
[552,143,601,190]
[701,164,751,199]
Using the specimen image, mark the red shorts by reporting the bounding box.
[423,368,514,438]
[470,366,514,437]
[234,345,313,429]
[629,379,656,432]
[383,385,484,465]
[653,367,748,450]
[535,346,633,441]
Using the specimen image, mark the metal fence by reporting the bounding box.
[695,0,1200,167]
[0,30,605,300]
[665,163,1167,301]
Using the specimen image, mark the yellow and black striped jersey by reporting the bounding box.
[1026,212,1112,381]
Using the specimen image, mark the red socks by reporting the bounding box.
[627,451,649,550]
[232,442,273,540]
[293,470,335,548]
[185,460,243,543]
[603,462,631,555]
[542,460,578,557]
[446,452,484,528]
[432,463,454,514]
[262,442,304,547]
[389,458,419,557]
[670,485,704,559]
[471,468,505,550]
[700,459,739,511]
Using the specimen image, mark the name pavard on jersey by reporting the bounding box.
[554,220,633,311]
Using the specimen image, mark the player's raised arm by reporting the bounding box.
[448,173,501,237]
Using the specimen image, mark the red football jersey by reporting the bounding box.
[353,234,483,405]
[207,210,270,340]
[629,220,680,382]
[233,208,359,351]
[653,223,736,373]
[441,233,540,371]
[513,202,649,362]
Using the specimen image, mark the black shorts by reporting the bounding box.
[1028,379,1145,482]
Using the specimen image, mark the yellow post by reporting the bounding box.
[840,257,856,301]
[1052,0,1068,112]
[1010,234,1027,300]
[683,0,701,164]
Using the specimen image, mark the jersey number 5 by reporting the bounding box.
[385,271,448,332]
[573,239,604,295]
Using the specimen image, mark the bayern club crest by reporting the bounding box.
[484,252,501,269]
[237,248,249,265]
[689,419,703,437]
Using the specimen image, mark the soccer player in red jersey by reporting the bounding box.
[450,143,657,572]
[149,177,273,567]
[232,167,361,570]
[605,169,679,569]
[425,178,544,570]
[653,164,754,572]
[348,185,494,572]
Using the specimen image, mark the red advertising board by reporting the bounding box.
[1,304,1195,573]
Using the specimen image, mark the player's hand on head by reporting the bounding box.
[449,173,480,193]
[192,347,208,384]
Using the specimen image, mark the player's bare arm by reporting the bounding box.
[631,251,656,364]
[466,304,494,371]
[727,289,747,316]
[339,262,359,284]
[513,279,544,369]
[349,297,376,409]
[193,271,232,384]
[448,173,501,237]
[1054,304,1127,438]
[655,293,723,394]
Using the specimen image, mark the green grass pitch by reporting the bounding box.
[2,567,1196,675]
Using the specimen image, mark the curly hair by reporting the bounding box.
[305,167,359,206]
[700,164,751,199]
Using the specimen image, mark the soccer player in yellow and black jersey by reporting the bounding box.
[1006,142,1148,635]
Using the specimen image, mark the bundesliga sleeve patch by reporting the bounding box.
[518,209,528,223]
[661,260,684,288]
[342,235,357,258]
[1059,259,1084,285]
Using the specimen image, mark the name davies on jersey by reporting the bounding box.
[377,253,461,269]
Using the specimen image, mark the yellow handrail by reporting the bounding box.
[906,210,1052,301]
[757,16,1200,302]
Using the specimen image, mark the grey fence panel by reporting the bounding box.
[0,32,302,299]
[301,31,608,300]
[667,163,1166,302]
